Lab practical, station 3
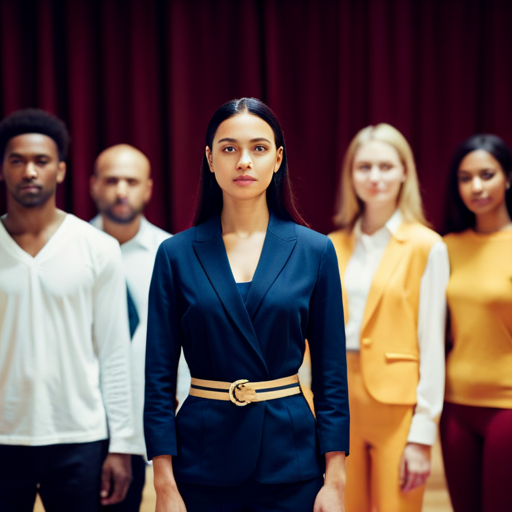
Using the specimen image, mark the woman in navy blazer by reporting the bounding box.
[144,98,349,512]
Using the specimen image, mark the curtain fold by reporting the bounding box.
[1,0,511,234]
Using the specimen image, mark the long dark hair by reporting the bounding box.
[193,98,308,227]
[445,134,512,233]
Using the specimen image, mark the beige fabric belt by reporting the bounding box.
[189,374,300,406]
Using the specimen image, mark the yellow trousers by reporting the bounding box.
[345,352,425,512]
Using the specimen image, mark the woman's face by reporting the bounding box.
[351,140,406,208]
[457,149,509,217]
[206,113,283,203]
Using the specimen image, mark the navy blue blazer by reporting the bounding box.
[144,213,349,486]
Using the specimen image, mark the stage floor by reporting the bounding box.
[33,438,453,511]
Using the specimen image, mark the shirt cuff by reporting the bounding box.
[108,433,142,455]
[407,413,438,445]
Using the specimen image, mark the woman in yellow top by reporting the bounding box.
[329,124,449,512]
[441,134,512,512]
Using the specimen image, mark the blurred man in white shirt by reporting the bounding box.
[90,144,190,512]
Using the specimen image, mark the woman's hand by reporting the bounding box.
[155,485,187,512]
[153,455,187,512]
[313,484,345,512]
[313,451,346,512]
[399,442,431,492]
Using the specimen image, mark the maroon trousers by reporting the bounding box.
[440,402,512,512]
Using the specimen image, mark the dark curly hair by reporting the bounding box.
[0,108,70,162]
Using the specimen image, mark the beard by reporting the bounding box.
[101,199,144,224]
[12,183,54,208]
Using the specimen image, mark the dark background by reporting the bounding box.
[1,0,511,234]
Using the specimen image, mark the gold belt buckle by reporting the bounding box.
[229,379,252,406]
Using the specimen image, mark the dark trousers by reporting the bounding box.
[0,440,108,512]
[100,455,146,512]
[177,475,324,512]
[440,402,512,512]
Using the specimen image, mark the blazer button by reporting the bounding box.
[362,338,371,347]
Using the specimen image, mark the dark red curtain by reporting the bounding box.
[1,0,511,234]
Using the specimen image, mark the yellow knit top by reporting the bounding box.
[444,229,512,408]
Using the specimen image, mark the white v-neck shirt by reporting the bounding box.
[0,214,135,452]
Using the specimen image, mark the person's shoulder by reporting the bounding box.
[443,229,470,242]
[158,225,197,253]
[443,229,474,251]
[67,214,120,249]
[66,215,123,271]
[142,218,173,245]
[295,223,326,243]
[327,227,352,245]
[401,221,442,248]
[293,223,335,255]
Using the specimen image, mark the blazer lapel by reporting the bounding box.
[329,229,355,326]
[361,223,407,330]
[193,217,268,374]
[245,214,297,320]
[335,232,355,273]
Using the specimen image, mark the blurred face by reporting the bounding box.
[351,140,406,208]
[205,113,283,203]
[91,151,152,224]
[457,149,509,217]
[0,133,65,208]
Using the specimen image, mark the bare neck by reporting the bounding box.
[475,204,512,234]
[360,202,397,235]
[221,195,270,236]
[1,196,63,236]
[101,215,141,245]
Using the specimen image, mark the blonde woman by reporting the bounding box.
[328,124,449,512]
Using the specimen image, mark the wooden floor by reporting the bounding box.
[34,439,453,511]
[423,439,453,512]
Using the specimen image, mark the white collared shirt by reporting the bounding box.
[0,215,134,452]
[90,215,191,455]
[345,210,449,445]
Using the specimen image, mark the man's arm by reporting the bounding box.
[93,239,135,504]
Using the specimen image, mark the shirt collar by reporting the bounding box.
[127,216,153,250]
[90,214,153,250]
[386,209,403,235]
[354,209,403,239]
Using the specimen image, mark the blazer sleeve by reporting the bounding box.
[144,243,182,460]
[307,238,350,455]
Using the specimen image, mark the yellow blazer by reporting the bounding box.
[329,221,441,405]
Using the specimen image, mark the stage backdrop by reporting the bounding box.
[1,0,511,234]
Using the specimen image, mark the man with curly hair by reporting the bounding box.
[0,109,136,512]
